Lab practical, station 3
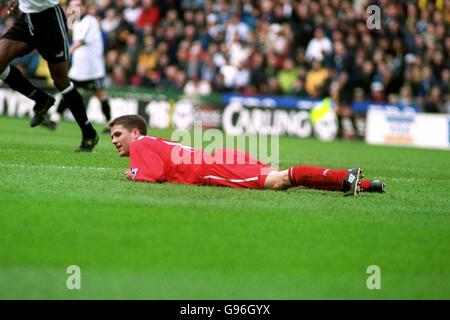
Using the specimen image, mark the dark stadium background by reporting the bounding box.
[0,0,449,300]
[1,0,448,114]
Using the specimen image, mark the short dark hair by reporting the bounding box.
[109,114,148,136]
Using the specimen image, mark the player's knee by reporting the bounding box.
[49,64,70,90]
[266,177,290,190]
[277,178,291,190]
[52,76,70,91]
[265,172,291,190]
[272,181,286,190]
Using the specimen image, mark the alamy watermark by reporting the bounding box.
[366,265,381,290]
[66,265,81,290]
[366,5,381,30]
[169,121,280,170]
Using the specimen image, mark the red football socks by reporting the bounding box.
[360,179,371,191]
[288,166,348,191]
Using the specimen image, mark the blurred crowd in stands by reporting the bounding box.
[0,0,449,113]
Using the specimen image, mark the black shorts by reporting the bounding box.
[2,5,69,63]
[71,78,106,91]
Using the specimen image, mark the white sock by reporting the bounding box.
[60,82,75,95]
[50,112,61,123]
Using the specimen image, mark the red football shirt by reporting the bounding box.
[129,136,273,189]
[129,136,204,185]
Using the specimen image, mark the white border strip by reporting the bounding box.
[0,163,110,171]
[203,175,258,183]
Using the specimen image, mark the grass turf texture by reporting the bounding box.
[0,115,449,299]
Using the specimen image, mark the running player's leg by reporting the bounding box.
[95,90,111,120]
[50,78,109,137]
[53,79,83,118]
[0,40,54,120]
[48,61,98,150]
[93,78,112,133]
[34,4,98,151]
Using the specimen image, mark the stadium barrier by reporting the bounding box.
[1,85,425,143]
[366,108,450,150]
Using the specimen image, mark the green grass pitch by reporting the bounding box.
[0,116,449,299]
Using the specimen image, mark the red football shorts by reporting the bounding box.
[199,150,274,189]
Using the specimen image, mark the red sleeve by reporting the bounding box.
[129,139,166,183]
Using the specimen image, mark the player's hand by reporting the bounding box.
[124,169,133,181]
[6,0,19,16]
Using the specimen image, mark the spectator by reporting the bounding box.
[355,61,375,99]
[161,65,179,90]
[136,0,160,30]
[305,27,333,63]
[0,0,447,112]
[137,36,159,71]
[124,0,142,26]
[277,58,299,94]
[113,9,135,51]
[111,65,128,87]
[250,52,268,94]
[173,69,188,91]
[125,33,141,67]
[418,65,436,98]
[162,10,184,35]
[439,69,450,97]
[131,64,154,87]
[118,53,134,79]
[370,82,386,104]
[234,62,251,90]
[200,55,218,84]
[398,86,415,108]
[184,74,212,96]
[101,8,120,35]
[220,60,238,90]
[225,13,250,44]
[424,85,443,113]
[305,59,329,98]
[228,38,251,67]
[267,77,282,95]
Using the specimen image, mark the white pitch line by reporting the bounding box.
[0,148,64,154]
[0,163,112,171]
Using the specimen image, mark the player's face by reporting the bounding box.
[110,125,139,157]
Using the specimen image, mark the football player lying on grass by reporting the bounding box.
[109,115,385,196]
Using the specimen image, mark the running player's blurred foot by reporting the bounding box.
[75,132,99,152]
[30,95,55,127]
[40,115,57,130]
[342,168,362,196]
